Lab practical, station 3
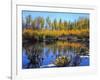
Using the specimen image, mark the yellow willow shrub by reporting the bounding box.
[22,29,34,38]
[22,29,89,38]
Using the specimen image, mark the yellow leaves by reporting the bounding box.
[68,29,89,35]
[22,29,89,39]
[22,28,33,38]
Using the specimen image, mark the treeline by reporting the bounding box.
[22,15,89,30]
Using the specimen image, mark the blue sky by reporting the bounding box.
[22,10,89,22]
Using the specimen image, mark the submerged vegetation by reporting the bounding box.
[54,56,70,67]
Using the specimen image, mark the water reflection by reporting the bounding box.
[22,41,89,69]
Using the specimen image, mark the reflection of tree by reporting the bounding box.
[44,41,89,56]
[72,54,81,66]
[46,41,88,66]
[23,41,89,68]
[23,43,44,68]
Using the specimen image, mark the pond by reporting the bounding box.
[22,41,89,69]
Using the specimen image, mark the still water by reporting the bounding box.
[22,41,89,69]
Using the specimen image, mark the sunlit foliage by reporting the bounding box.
[22,15,89,42]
